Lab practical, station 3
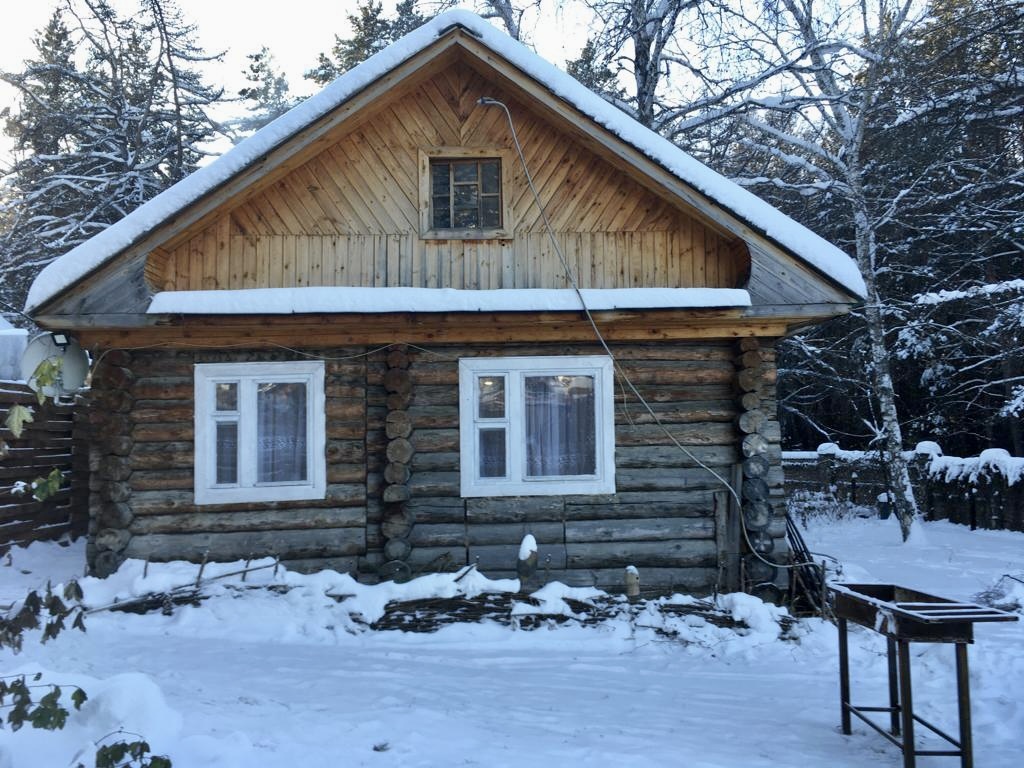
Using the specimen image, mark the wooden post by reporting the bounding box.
[517,534,538,592]
[624,565,640,602]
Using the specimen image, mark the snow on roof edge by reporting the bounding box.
[146,287,752,315]
[26,8,865,313]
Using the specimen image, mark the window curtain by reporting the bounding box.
[524,375,596,477]
[257,382,307,482]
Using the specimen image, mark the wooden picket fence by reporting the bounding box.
[0,380,88,552]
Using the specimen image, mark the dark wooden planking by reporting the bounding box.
[565,517,714,543]
[130,507,366,535]
[566,539,717,569]
[124,528,366,562]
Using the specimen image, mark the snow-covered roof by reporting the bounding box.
[147,287,751,315]
[25,9,866,314]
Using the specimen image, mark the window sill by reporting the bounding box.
[194,482,325,506]
[420,228,513,241]
[461,476,615,498]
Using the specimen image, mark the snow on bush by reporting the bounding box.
[0,665,178,768]
[928,448,1024,487]
[785,441,1024,486]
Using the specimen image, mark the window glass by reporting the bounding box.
[479,428,507,478]
[481,197,500,227]
[257,382,308,483]
[453,161,478,183]
[480,160,500,194]
[524,375,596,477]
[431,161,450,192]
[478,376,505,418]
[215,382,237,411]
[429,158,502,230]
[215,422,238,484]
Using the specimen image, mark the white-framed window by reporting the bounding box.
[194,361,326,505]
[459,356,615,497]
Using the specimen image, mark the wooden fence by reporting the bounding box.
[0,380,88,551]
[783,447,1024,532]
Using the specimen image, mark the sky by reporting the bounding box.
[0,1,591,167]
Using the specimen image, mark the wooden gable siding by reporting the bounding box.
[147,65,747,293]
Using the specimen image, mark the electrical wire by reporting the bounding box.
[479,96,818,580]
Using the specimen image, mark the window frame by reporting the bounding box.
[194,361,326,505]
[419,147,515,240]
[458,356,616,497]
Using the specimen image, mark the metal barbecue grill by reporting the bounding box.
[829,583,1018,768]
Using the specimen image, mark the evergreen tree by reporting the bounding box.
[565,38,623,101]
[0,9,89,311]
[232,46,296,138]
[306,0,429,85]
[0,0,225,311]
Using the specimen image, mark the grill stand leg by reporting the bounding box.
[887,637,901,736]
[956,643,972,768]
[838,617,851,735]
[897,639,916,768]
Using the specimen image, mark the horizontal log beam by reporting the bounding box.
[65,310,789,348]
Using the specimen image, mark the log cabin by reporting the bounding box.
[25,11,865,596]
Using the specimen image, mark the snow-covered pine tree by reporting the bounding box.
[231,46,297,139]
[141,0,225,183]
[0,0,225,312]
[0,10,85,312]
[883,0,1024,453]
[565,37,623,102]
[306,0,429,85]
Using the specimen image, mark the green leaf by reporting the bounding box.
[4,404,34,439]
[32,467,64,502]
[70,686,87,710]
[149,756,173,768]
[96,742,129,767]
[30,356,63,404]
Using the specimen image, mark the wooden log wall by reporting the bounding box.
[146,65,748,294]
[84,340,790,594]
[733,340,788,598]
[358,341,756,593]
[83,349,368,576]
[0,380,87,552]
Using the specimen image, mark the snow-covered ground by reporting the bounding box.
[1,513,1022,768]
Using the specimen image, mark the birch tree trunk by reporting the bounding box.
[851,184,919,540]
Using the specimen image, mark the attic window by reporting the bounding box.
[431,159,501,229]
[419,147,514,239]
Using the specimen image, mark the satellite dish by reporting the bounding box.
[19,334,90,398]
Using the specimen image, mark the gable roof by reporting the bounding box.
[24,9,866,314]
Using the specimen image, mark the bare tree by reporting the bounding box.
[582,0,697,127]
[638,0,931,537]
